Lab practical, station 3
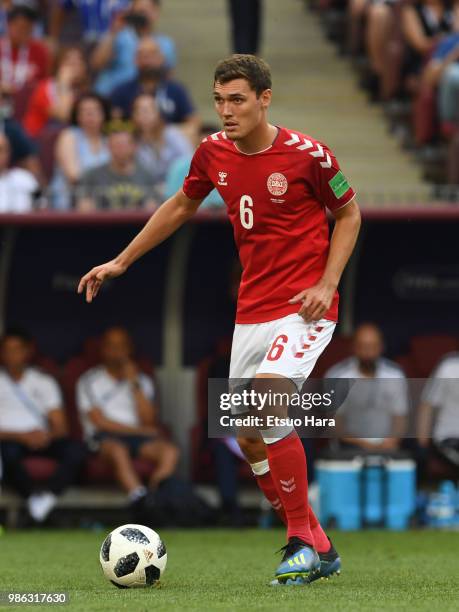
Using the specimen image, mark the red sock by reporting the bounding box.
[255,472,287,524]
[308,506,330,553]
[265,433,313,545]
[257,469,329,552]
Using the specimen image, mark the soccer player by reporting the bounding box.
[78,54,361,585]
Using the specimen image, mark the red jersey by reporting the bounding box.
[0,38,50,91]
[182,126,356,324]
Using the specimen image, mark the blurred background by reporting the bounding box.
[1,0,459,532]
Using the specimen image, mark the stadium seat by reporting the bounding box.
[409,335,459,378]
[83,456,155,485]
[23,456,58,482]
[394,354,418,377]
[310,334,353,378]
[426,454,457,481]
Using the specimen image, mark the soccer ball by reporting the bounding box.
[100,524,167,588]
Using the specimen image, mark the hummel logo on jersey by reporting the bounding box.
[218,171,228,186]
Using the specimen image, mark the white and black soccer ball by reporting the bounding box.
[100,524,167,588]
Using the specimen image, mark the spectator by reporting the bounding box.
[1,93,43,182]
[76,120,160,210]
[0,328,86,522]
[418,352,459,470]
[325,323,408,452]
[22,46,90,138]
[164,124,225,210]
[423,30,459,124]
[110,37,198,139]
[401,0,455,82]
[91,0,176,97]
[0,131,39,211]
[0,2,49,97]
[50,93,110,210]
[76,327,179,513]
[132,93,192,191]
[49,0,130,46]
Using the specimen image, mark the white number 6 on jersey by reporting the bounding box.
[239,195,254,229]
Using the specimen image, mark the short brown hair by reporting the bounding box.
[214,54,272,96]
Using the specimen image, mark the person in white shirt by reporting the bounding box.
[76,326,179,511]
[0,328,86,522]
[0,132,39,212]
[418,353,459,469]
[325,323,408,452]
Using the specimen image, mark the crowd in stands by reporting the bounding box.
[0,0,224,212]
[318,0,459,194]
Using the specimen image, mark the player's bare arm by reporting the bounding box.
[289,198,361,322]
[77,189,203,303]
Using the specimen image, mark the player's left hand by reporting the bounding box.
[289,280,336,322]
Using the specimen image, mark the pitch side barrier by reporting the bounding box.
[207,377,448,439]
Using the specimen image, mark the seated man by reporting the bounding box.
[92,0,176,96]
[418,352,459,470]
[76,121,160,211]
[325,323,408,452]
[110,38,198,139]
[76,326,179,512]
[0,328,86,522]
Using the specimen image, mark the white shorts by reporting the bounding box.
[229,314,336,387]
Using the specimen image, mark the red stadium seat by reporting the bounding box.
[83,455,155,484]
[395,354,418,377]
[409,335,459,378]
[426,454,457,481]
[309,334,352,378]
[23,456,57,482]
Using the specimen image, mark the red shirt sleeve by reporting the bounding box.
[182,143,214,200]
[307,141,355,212]
[23,80,52,137]
[29,41,51,81]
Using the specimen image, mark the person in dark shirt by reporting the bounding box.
[1,94,43,183]
[110,37,199,141]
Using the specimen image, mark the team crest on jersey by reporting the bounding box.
[218,171,228,186]
[267,173,288,196]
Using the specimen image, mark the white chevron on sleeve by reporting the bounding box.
[210,132,220,141]
[309,143,324,158]
[284,133,333,171]
[320,153,332,168]
[284,133,300,146]
[297,138,313,151]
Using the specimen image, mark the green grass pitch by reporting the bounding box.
[0,528,458,611]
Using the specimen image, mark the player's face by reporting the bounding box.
[213,79,271,141]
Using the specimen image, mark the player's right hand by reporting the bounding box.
[77,259,127,303]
